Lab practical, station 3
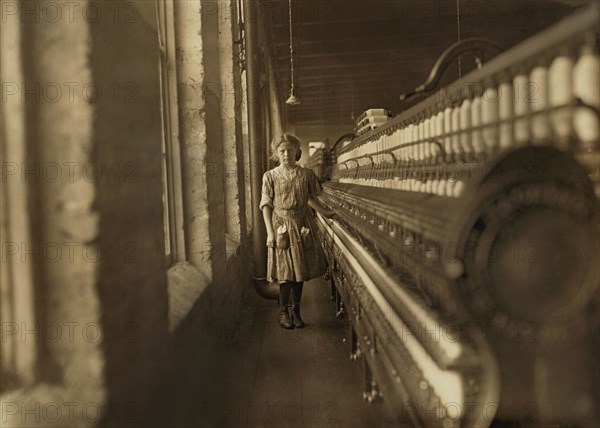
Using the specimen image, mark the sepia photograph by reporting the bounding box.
[1,0,599,427]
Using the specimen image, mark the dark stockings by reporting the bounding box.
[291,281,303,304]
[278,282,294,328]
[290,282,305,328]
[278,281,305,328]
[279,282,292,310]
[279,281,303,307]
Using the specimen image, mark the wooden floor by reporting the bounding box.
[141,278,398,428]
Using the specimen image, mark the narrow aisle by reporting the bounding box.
[243,278,394,428]
[141,279,397,428]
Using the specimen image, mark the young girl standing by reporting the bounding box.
[260,134,327,329]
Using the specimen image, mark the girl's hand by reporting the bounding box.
[266,231,276,248]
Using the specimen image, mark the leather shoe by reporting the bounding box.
[291,304,305,328]
[278,308,294,329]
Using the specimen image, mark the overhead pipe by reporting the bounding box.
[243,0,278,300]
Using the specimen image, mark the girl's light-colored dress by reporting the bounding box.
[260,165,327,283]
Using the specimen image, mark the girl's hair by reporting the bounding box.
[270,133,302,163]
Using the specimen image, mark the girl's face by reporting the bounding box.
[276,141,298,167]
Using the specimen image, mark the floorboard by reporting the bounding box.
[140,279,399,428]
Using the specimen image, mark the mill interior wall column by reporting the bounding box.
[0,0,36,388]
[217,0,251,310]
[91,1,170,416]
[21,0,105,403]
[265,17,283,140]
[0,2,108,425]
[219,0,248,246]
[200,0,248,327]
[243,0,276,298]
[173,0,219,279]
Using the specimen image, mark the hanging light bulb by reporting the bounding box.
[286,0,300,105]
[286,93,300,105]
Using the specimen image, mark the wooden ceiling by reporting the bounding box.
[266,0,589,127]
